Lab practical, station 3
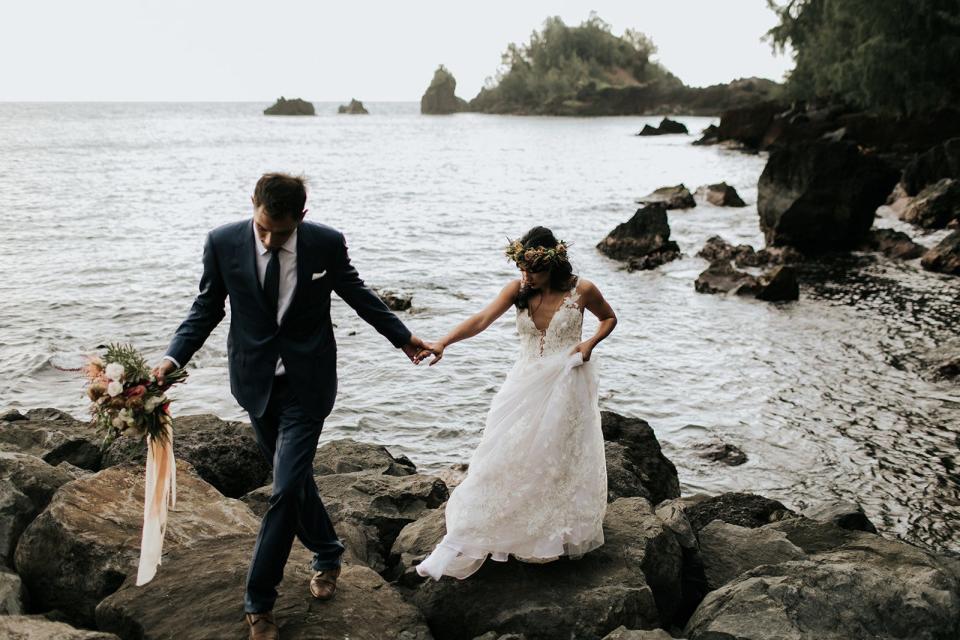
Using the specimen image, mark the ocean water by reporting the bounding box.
[0,101,957,555]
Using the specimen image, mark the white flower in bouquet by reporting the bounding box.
[107,380,124,397]
[105,362,125,381]
[144,396,163,413]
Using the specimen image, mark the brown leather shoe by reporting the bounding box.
[246,610,278,640]
[310,565,341,600]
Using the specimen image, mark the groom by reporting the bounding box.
[153,173,435,640]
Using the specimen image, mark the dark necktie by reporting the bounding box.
[264,249,280,314]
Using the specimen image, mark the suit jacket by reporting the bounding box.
[165,218,412,419]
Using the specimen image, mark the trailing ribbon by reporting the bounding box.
[135,422,177,586]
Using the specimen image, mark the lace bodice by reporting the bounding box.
[516,287,584,360]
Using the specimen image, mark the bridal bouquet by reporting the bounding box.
[84,343,187,586]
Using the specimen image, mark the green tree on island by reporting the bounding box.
[765,0,960,115]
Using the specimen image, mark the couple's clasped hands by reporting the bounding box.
[401,336,445,366]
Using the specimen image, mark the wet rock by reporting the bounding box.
[754,265,799,301]
[757,140,900,253]
[597,204,681,269]
[1,408,27,422]
[338,99,369,114]
[637,118,688,136]
[653,499,708,623]
[421,65,467,114]
[857,228,926,259]
[601,412,680,506]
[690,440,747,466]
[934,354,960,380]
[901,177,960,229]
[697,520,805,590]
[0,409,103,471]
[683,530,960,640]
[712,101,787,149]
[0,566,26,613]
[801,499,878,534]
[0,451,87,566]
[375,289,413,312]
[625,249,682,272]
[602,628,676,640]
[263,96,315,116]
[921,230,960,275]
[390,503,447,585]
[637,184,695,209]
[683,492,794,534]
[313,438,417,476]
[14,461,259,626]
[695,182,746,207]
[696,236,738,264]
[433,462,468,491]
[692,123,718,146]
[694,262,759,296]
[403,497,680,640]
[902,137,960,195]
[95,534,432,640]
[0,615,120,639]
[102,414,270,498]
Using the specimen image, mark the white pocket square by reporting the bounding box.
[311,271,327,280]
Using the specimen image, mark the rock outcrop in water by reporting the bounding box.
[263,97,315,116]
[2,407,959,639]
[921,230,960,275]
[637,184,695,210]
[900,178,960,229]
[597,204,681,271]
[420,65,467,115]
[694,183,745,207]
[636,118,688,136]
[338,99,369,114]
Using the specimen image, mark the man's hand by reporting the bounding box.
[402,335,439,365]
[151,359,177,387]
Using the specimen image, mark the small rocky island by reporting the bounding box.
[338,99,369,114]
[263,96,315,116]
[420,65,467,115]
[1,407,958,638]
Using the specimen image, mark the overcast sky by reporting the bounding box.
[0,0,794,101]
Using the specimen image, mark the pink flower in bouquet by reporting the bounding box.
[126,384,147,399]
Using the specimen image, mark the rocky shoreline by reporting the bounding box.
[1,407,957,639]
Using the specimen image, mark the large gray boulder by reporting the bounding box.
[399,497,682,640]
[0,567,26,613]
[421,65,467,114]
[313,438,417,477]
[695,182,746,207]
[901,178,960,229]
[0,408,103,471]
[601,412,680,505]
[0,615,120,639]
[96,534,432,640]
[757,140,899,253]
[0,451,86,567]
[102,414,270,498]
[597,204,681,270]
[921,230,960,275]
[637,184,695,209]
[15,461,259,626]
[263,97,315,116]
[684,530,960,639]
[697,520,805,590]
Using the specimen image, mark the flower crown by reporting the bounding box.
[505,238,570,271]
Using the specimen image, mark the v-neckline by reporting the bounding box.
[527,289,572,333]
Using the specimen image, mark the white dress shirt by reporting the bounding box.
[164,223,298,376]
[255,225,298,375]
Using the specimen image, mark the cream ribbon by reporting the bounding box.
[135,422,177,586]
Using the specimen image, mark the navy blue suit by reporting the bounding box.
[165,218,411,613]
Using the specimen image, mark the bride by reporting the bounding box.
[415,226,618,580]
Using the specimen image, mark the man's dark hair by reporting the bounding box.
[253,173,307,220]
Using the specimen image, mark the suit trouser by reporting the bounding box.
[243,374,345,614]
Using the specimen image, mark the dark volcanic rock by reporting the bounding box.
[857,228,926,259]
[637,184,695,209]
[597,204,681,268]
[102,414,270,498]
[801,499,878,534]
[921,230,960,275]
[421,65,467,115]
[313,438,417,476]
[697,519,805,591]
[0,452,86,567]
[695,182,746,207]
[757,141,900,252]
[0,615,120,638]
[901,177,960,229]
[694,262,759,296]
[0,409,103,471]
[338,99,369,114]
[684,492,794,534]
[691,440,747,466]
[902,137,960,195]
[713,101,787,149]
[601,412,680,506]
[637,118,688,136]
[754,265,799,301]
[96,534,432,640]
[375,289,413,312]
[401,497,681,640]
[14,461,259,626]
[263,97,315,116]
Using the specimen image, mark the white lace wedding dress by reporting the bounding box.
[416,285,608,580]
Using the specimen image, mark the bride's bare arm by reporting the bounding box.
[572,279,617,362]
[428,280,521,365]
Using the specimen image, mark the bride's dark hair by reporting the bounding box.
[514,226,577,310]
